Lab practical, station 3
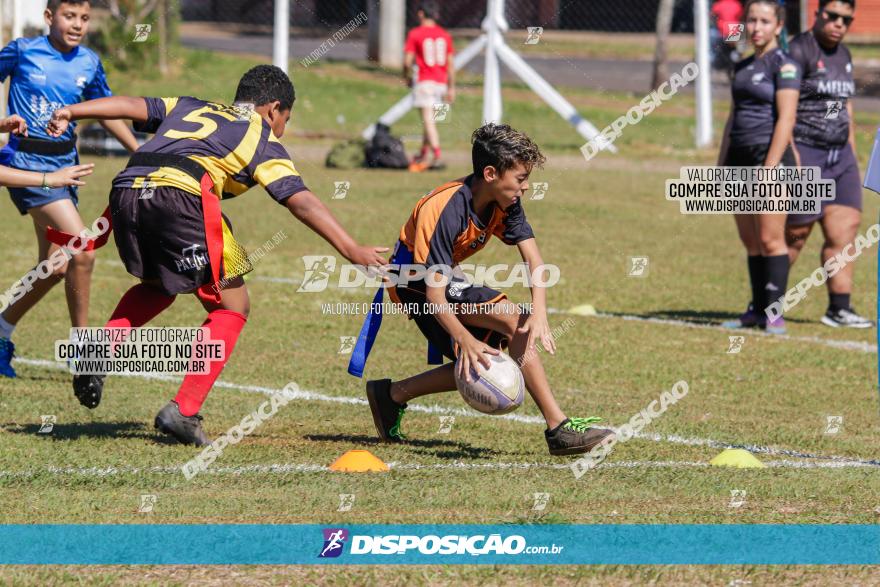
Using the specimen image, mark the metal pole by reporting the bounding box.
[481,0,507,124]
[273,0,289,73]
[11,0,20,40]
[367,0,380,62]
[378,0,405,69]
[482,33,501,124]
[495,42,616,150]
[800,0,809,34]
[694,0,713,148]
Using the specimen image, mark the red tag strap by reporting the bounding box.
[45,206,113,251]
[196,173,224,304]
[44,176,224,303]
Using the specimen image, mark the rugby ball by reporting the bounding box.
[454,352,525,415]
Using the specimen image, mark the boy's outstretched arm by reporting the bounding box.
[284,190,388,266]
[0,163,94,189]
[516,237,556,355]
[0,113,94,188]
[47,97,150,137]
[99,119,140,153]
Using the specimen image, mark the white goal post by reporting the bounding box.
[360,0,615,155]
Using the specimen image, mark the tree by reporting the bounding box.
[652,0,676,90]
[94,0,176,73]
[106,0,161,26]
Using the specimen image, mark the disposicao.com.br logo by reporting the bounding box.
[297,256,560,292]
[318,528,563,557]
[319,528,349,558]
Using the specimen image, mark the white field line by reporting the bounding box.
[11,358,880,468]
[243,272,878,353]
[291,279,878,353]
[94,259,878,353]
[1,459,878,479]
[577,311,878,354]
[14,358,546,425]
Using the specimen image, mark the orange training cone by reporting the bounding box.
[329,449,390,472]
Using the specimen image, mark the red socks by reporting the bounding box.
[105,286,246,417]
[106,283,176,330]
[174,309,247,416]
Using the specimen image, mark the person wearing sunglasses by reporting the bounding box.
[785,0,872,328]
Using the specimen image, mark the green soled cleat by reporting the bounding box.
[545,417,616,456]
[366,378,407,442]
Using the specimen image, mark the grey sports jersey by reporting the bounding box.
[789,31,855,148]
[729,48,801,148]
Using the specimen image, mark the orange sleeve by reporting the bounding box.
[412,190,458,265]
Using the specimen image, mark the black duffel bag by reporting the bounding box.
[365,123,409,169]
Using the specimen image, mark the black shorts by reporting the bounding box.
[391,276,512,362]
[110,186,250,296]
[786,142,862,226]
[724,143,796,167]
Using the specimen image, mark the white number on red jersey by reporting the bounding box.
[422,37,447,67]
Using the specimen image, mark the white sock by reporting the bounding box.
[0,314,15,340]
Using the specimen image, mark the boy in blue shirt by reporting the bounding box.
[0,0,137,377]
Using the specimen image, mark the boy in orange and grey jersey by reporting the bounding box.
[354,123,615,456]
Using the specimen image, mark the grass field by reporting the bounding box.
[0,49,879,584]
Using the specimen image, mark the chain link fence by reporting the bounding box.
[181,0,367,28]
[180,0,712,34]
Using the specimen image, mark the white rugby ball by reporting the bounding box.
[454,352,525,415]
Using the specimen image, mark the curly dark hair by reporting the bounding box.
[471,123,546,176]
[234,65,295,111]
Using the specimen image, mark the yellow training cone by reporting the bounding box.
[710,448,766,468]
[329,449,389,472]
[568,304,597,316]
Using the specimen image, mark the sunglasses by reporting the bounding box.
[822,10,854,26]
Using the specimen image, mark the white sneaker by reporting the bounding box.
[821,308,874,329]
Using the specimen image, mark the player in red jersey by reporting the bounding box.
[404,0,455,172]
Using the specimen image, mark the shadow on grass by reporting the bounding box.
[305,433,499,460]
[0,421,176,443]
[9,372,68,384]
[604,309,811,326]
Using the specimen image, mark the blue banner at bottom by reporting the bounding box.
[0,524,878,565]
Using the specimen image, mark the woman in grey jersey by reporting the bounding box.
[719,0,800,334]
[784,0,872,329]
